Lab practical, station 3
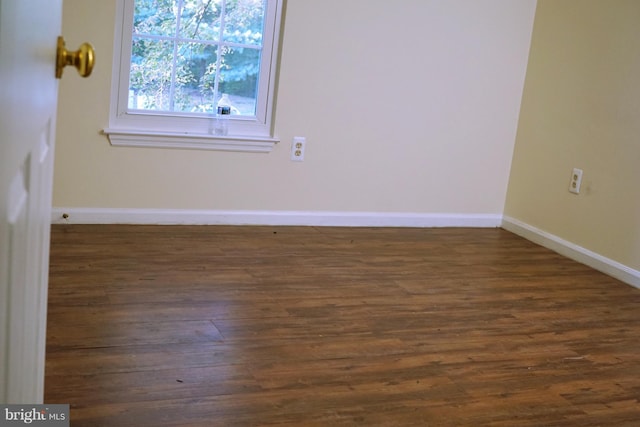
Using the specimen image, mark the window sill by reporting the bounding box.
[102,128,279,153]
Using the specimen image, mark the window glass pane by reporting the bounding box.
[133,0,177,37]
[128,0,268,117]
[129,38,174,110]
[219,46,261,115]
[179,0,222,41]
[223,0,265,46]
[173,43,219,113]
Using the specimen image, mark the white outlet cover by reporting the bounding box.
[569,168,583,194]
[291,136,306,162]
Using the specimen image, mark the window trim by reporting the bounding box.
[103,0,282,152]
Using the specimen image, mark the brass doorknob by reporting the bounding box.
[56,36,95,79]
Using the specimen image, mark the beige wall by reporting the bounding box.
[54,0,536,213]
[505,0,640,271]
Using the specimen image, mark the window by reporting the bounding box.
[104,0,282,152]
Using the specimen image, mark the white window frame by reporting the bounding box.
[103,0,282,152]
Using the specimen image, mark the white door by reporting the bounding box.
[0,0,62,404]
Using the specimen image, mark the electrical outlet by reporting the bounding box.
[569,168,583,194]
[291,136,306,161]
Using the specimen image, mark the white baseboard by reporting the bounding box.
[502,216,640,289]
[51,208,502,228]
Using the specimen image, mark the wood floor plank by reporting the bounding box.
[44,225,640,426]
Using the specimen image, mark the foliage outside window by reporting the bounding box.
[131,0,265,115]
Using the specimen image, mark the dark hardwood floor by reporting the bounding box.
[44,225,640,426]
